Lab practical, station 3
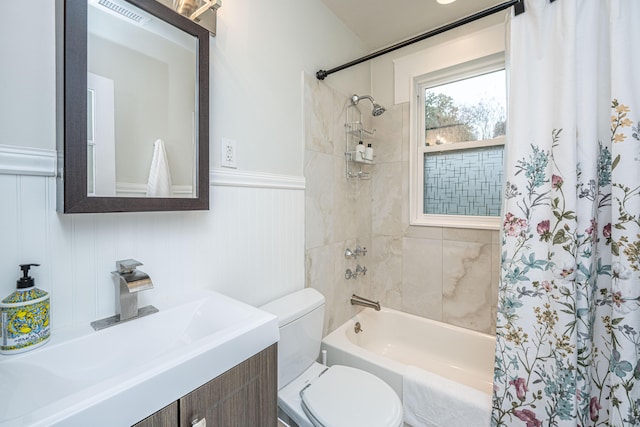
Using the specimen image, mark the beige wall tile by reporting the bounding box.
[332,90,350,158]
[405,225,443,240]
[402,237,443,320]
[442,227,493,243]
[306,245,336,336]
[333,156,358,243]
[372,161,403,236]
[303,75,335,154]
[356,176,372,240]
[372,103,404,164]
[304,150,334,249]
[371,235,403,310]
[442,240,493,333]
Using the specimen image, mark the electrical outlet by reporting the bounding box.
[221,138,237,168]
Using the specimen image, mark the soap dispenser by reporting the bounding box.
[0,264,50,354]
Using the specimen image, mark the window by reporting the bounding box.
[410,55,506,229]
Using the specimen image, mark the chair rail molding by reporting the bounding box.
[0,145,57,176]
[0,145,306,191]
[211,168,305,190]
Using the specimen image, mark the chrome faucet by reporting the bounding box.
[354,245,367,257]
[90,259,158,331]
[350,294,380,311]
[355,265,367,276]
[344,245,367,259]
[113,259,154,321]
[345,265,367,280]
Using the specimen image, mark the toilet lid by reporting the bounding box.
[300,365,403,427]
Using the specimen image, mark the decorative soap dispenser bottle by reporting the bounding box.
[0,264,50,354]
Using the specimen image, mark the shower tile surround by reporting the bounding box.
[304,74,500,335]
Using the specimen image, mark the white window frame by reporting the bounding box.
[409,53,506,230]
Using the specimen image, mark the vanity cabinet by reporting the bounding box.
[134,402,179,427]
[133,344,277,427]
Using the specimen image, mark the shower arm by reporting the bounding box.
[351,94,386,116]
[351,94,374,105]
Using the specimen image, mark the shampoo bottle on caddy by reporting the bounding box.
[365,143,374,161]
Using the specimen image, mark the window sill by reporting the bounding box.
[410,214,501,230]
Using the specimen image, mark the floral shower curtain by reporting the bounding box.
[492,1,640,426]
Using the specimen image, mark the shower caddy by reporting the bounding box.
[345,103,375,179]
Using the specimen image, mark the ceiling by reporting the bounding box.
[319,0,508,51]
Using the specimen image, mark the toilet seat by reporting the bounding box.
[300,365,403,427]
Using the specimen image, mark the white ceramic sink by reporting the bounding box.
[0,289,279,427]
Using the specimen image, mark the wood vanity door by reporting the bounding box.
[133,401,178,427]
[179,344,278,427]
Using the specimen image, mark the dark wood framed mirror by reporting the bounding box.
[57,0,209,213]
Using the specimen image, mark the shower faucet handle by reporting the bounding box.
[354,246,367,257]
[345,246,367,259]
[345,268,356,280]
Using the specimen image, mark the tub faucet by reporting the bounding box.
[90,259,158,331]
[350,294,381,311]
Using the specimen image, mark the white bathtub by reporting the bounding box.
[320,307,496,401]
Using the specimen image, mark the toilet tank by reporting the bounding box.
[260,288,325,389]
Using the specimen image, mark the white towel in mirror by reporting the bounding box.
[147,139,173,197]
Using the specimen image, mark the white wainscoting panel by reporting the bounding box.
[0,171,305,329]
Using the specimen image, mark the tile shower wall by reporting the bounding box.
[305,76,500,335]
[304,74,374,335]
[0,171,304,329]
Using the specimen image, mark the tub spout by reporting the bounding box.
[350,294,380,311]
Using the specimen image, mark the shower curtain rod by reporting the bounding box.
[316,0,525,80]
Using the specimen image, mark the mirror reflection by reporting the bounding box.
[87,0,197,198]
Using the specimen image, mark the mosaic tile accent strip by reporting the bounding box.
[424,145,504,216]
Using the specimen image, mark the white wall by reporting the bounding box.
[209,0,370,176]
[0,0,370,171]
[0,2,56,150]
[0,0,370,330]
[370,12,506,107]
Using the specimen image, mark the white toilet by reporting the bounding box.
[260,288,403,427]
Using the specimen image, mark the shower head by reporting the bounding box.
[351,94,386,116]
[371,103,386,116]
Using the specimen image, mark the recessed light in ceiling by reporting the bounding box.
[436,0,457,4]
